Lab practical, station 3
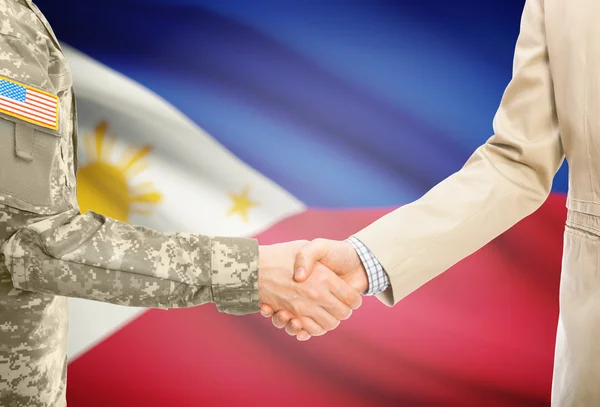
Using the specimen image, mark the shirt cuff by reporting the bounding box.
[210,237,259,315]
[346,236,390,296]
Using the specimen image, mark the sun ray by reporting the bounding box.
[125,161,149,178]
[130,181,158,195]
[83,132,97,162]
[101,131,116,162]
[131,191,162,204]
[121,146,152,174]
[131,200,161,216]
[95,121,108,161]
[131,208,153,216]
[116,146,134,168]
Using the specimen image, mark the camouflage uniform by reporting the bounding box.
[0,1,259,405]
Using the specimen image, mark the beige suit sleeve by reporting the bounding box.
[354,0,564,306]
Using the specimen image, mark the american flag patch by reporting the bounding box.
[0,76,59,131]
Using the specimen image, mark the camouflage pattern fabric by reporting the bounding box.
[0,1,259,405]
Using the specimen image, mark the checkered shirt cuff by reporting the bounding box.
[346,236,390,296]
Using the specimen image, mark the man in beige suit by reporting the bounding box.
[260,0,596,404]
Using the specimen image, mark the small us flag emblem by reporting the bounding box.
[0,76,59,131]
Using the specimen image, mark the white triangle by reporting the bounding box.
[62,44,305,360]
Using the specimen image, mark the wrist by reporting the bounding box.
[351,259,369,295]
[343,240,369,293]
[256,243,297,310]
[354,262,369,294]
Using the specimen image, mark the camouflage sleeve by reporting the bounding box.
[0,0,258,316]
[0,209,259,315]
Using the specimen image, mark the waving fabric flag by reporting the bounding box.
[32,1,566,406]
[63,45,304,359]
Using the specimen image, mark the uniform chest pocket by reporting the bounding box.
[0,116,65,213]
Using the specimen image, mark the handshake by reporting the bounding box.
[257,238,370,341]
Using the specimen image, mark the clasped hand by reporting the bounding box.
[258,239,368,341]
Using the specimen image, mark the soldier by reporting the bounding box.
[0,1,362,405]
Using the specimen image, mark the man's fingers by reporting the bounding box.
[272,310,292,329]
[285,318,303,336]
[306,306,340,332]
[321,294,353,321]
[260,303,274,317]
[330,277,362,310]
[285,319,313,342]
[297,317,327,337]
[296,330,312,341]
[294,239,329,282]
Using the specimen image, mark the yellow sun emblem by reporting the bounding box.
[77,121,162,223]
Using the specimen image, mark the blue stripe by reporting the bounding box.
[34,0,569,207]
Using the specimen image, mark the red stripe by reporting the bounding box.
[24,96,56,113]
[0,100,55,125]
[0,95,56,120]
[14,97,56,117]
[0,95,56,118]
[66,193,567,407]
[27,94,57,110]
[0,99,56,126]
[27,89,56,104]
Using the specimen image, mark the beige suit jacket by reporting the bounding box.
[354,1,600,404]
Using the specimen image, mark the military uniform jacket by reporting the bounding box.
[354,0,600,405]
[0,1,259,406]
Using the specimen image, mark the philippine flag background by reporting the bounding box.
[34,0,567,406]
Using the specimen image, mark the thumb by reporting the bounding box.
[294,239,330,282]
